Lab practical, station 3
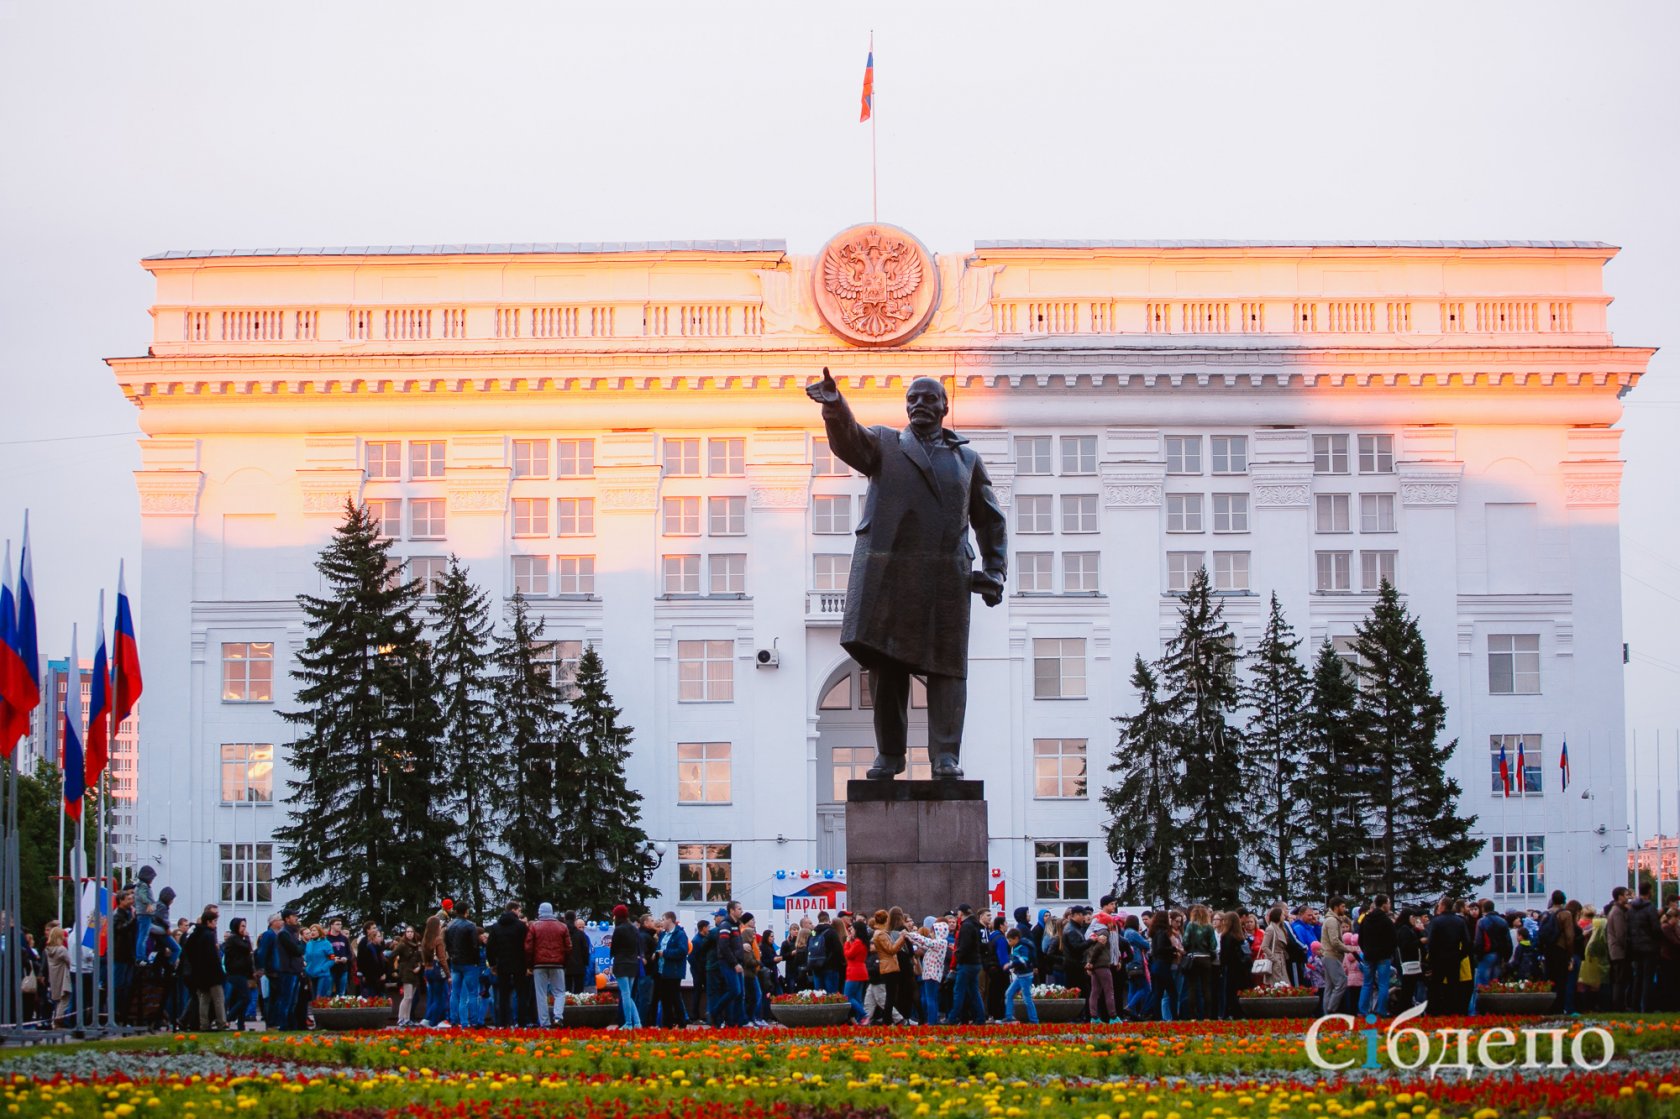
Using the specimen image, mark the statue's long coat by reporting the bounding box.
[821,397,1008,680]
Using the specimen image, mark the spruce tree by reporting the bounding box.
[383,644,461,921]
[1103,656,1180,907]
[1300,641,1367,901]
[492,594,572,907]
[1352,580,1485,901]
[276,500,447,924]
[1239,593,1311,907]
[555,645,655,915]
[429,556,504,913]
[1158,567,1247,907]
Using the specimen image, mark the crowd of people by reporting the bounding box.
[17,870,1680,1031]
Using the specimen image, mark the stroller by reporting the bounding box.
[132,950,188,1031]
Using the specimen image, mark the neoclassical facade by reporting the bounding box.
[110,233,1649,929]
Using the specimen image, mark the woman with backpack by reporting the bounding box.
[221,918,255,1030]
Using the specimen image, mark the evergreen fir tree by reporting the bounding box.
[429,556,504,913]
[1157,567,1248,907]
[1352,580,1485,901]
[383,644,461,921]
[1103,656,1180,907]
[492,593,572,906]
[555,645,655,915]
[276,500,450,924]
[1300,641,1367,901]
[1239,593,1311,906]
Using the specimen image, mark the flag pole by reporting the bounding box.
[870,30,877,224]
[1632,729,1641,892]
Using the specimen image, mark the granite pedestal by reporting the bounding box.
[845,780,988,922]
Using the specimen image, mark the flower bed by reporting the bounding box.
[1235,985,1320,1019]
[772,990,849,1004]
[309,995,393,1031]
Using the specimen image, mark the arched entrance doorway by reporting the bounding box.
[813,660,930,868]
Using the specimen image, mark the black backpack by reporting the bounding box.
[808,930,829,971]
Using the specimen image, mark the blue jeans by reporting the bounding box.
[1470,953,1501,1015]
[133,915,153,962]
[331,969,349,997]
[269,974,297,1030]
[721,967,745,1027]
[1149,963,1176,1021]
[423,967,449,1024]
[843,979,868,1022]
[1126,969,1150,1016]
[920,977,942,1025]
[450,965,482,1027]
[705,970,725,1024]
[1005,974,1038,1023]
[634,975,654,1024]
[1359,959,1392,1017]
[617,976,643,1028]
[224,976,251,1025]
[949,963,985,1024]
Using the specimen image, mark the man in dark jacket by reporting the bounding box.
[689,919,714,1022]
[636,913,659,1027]
[1605,886,1631,1010]
[444,904,483,1028]
[1062,908,1091,1006]
[1629,882,1663,1012]
[608,905,645,1029]
[948,904,986,1025]
[184,906,228,1030]
[485,902,528,1028]
[111,890,137,1024]
[1425,898,1473,1015]
[1393,908,1427,1013]
[1358,895,1397,1017]
[711,901,746,1028]
[806,369,1008,779]
[278,909,307,1029]
[564,912,591,994]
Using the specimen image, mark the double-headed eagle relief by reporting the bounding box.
[812,223,940,347]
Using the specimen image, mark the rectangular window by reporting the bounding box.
[556,439,594,477]
[1061,493,1099,533]
[677,639,734,702]
[1212,551,1250,592]
[1061,435,1097,475]
[813,554,850,591]
[1360,550,1397,591]
[1489,734,1545,797]
[1165,435,1202,475]
[1017,494,1053,534]
[677,742,732,804]
[1360,493,1396,533]
[812,438,848,477]
[1166,493,1203,532]
[1033,739,1088,799]
[708,438,745,477]
[366,498,401,538]
[812,494,851,534]
[708,496,746,536]
[409,498,445,539]
[218,842,274,905]
[1015,436,1053,476]
[1034,840,1090,902]
[1211,493,1249,533]
[1314,434,1349,474]
[1315,551,1352,592]
[512,555,550,596]
[662,554,701,595]
[1358,434,1395,474]
[1488,634,1541,694]
[512,439,550,479]
[1032,637,1087,699]
[662,497,701,536]
[1167,551,1204,592]
[663,437,701,477]
[1063,552,1099,593]
[365,441,402,480]
[709,554,746,596]
[534,638,583,692]
[557,497,595,536]
[1315,493,1351,533]
[677,842,733,902]
[409,440,445,479]
[408,555,448,596]
[1332,636,1364,679]
[221,642,274,703]
[555,555,595,595]
[1490,835,1545,896]
[1017,552,1054,593]
[1210,435,1248,474]
[219,743,274,803]
[512,497,549,537]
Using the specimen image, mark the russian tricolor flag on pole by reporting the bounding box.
[1560,739,1572,791]
[1497,739,1511,798]
[1515,737,1528,795]
[859,43,874,122]
[63,623,85,820]
[85,591,111,789]
[112,561,142,732]
[1,521,43,758]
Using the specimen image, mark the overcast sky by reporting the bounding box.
[2,0,1676,834]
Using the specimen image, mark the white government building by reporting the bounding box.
[109,229,1649,928]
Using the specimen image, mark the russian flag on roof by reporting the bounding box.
[63,625,84,821]
[112,561,142,731]
[85,592,111,789]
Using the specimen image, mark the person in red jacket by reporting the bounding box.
[842,918,871,1023]
[524,902,572,1027]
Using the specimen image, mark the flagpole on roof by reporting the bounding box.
[870,31,877,224]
